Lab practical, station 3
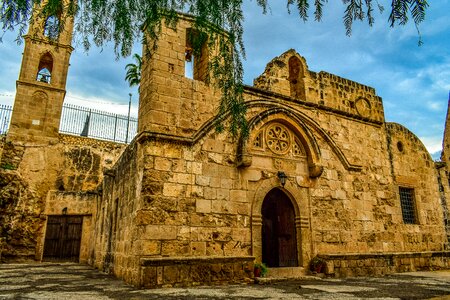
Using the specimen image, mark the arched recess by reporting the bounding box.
[251,176,311,267]
[238,111,323,178]
[43,15,60,39]
[37,52,54,84]
[288,56,306,100]
[262,188,298,267]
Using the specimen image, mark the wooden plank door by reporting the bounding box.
[277,197,298,267]
[43,215,82,262]
[262,188,298,267]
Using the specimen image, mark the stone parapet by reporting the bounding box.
[318,251,450,277]
[140,256,255,288]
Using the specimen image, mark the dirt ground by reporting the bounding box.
[0,262,449,299]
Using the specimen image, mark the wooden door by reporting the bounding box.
[43,215,83,262]
[262,188,298,267]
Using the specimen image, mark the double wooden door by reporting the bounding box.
[43,215,83,262]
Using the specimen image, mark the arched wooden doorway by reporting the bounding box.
[262,188,298,267]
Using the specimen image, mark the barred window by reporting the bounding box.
[399,187,416,224]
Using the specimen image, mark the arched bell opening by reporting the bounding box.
[262,188,298,267]
[37,52,54,84]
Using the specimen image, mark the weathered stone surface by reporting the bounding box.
[3,9,450,290]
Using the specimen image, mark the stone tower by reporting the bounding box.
[8,1,74,142]
[138,14,220,137]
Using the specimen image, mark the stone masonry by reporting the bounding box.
[0,8,449,288]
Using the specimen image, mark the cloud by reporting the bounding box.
[65,92,138,117]
[420,135,444,156]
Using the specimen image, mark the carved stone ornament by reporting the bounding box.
[265,123,291,155]
[355,98,371,118]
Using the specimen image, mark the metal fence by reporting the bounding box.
[59,103,138,143]
[0,104,12,135]
[0,103,138,143]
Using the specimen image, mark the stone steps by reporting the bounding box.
[266,267,308,278]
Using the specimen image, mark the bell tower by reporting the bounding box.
[8,1,74,142]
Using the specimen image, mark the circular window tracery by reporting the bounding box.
[265,123,291,154]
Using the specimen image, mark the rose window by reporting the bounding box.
[265,124,291,154]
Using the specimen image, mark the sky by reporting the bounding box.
[0,0,449,158]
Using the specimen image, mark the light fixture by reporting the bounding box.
[62,207,68,215]
[277,171,287,187]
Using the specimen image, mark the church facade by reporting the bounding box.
[1,5,449,288]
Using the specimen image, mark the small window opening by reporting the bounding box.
[37,52,53,84]
[397,141,404,153]
[399,187,417,224]
[44,15,60,40]
[185,28,208,82]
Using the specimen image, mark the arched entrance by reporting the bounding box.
[262,188,298,267]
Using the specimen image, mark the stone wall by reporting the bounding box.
[92,140,143,285]
[139,15,221,136]
[0,134,125,261]
[140,256,254,288]
[386,123,447,250]
[245,50,448,257]
[253,49,384,124]
[320,251,450,277]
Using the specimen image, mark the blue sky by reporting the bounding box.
[0,1,449,158]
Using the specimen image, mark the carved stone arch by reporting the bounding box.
[251,176,311,267]
[238,101,363,172]
[238,110,323,178]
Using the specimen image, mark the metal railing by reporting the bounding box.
[0,104,12,135]
[59,103,137,143]
[0,103,138,143]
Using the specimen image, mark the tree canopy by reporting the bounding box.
[0,0,429,138]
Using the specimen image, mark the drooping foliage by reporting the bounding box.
[0,0,429,138]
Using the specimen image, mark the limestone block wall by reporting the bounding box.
[92,140,143,285]
[241,85,448,259]
[134,135,252,259]
[139,16,221,136]
[386,123,447,250]
[241,88,391,256]
[9,86,66,140]
[307,117,394,254]
[0,134,125,261]
[253,49,384,125]
[320,251,450,278]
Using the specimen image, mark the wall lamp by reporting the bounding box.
[277,171,287,187]
[62,207,68,215]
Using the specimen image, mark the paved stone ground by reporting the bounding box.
[0,263,449,299]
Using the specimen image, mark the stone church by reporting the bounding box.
[1,4,449,288]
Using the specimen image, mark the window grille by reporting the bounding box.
[399,187,416,224]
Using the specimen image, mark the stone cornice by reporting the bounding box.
[16,80,67,94]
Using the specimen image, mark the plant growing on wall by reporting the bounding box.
[309,256,326,273]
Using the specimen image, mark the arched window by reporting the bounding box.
[37,52,53,83]
[44,15,60,39]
